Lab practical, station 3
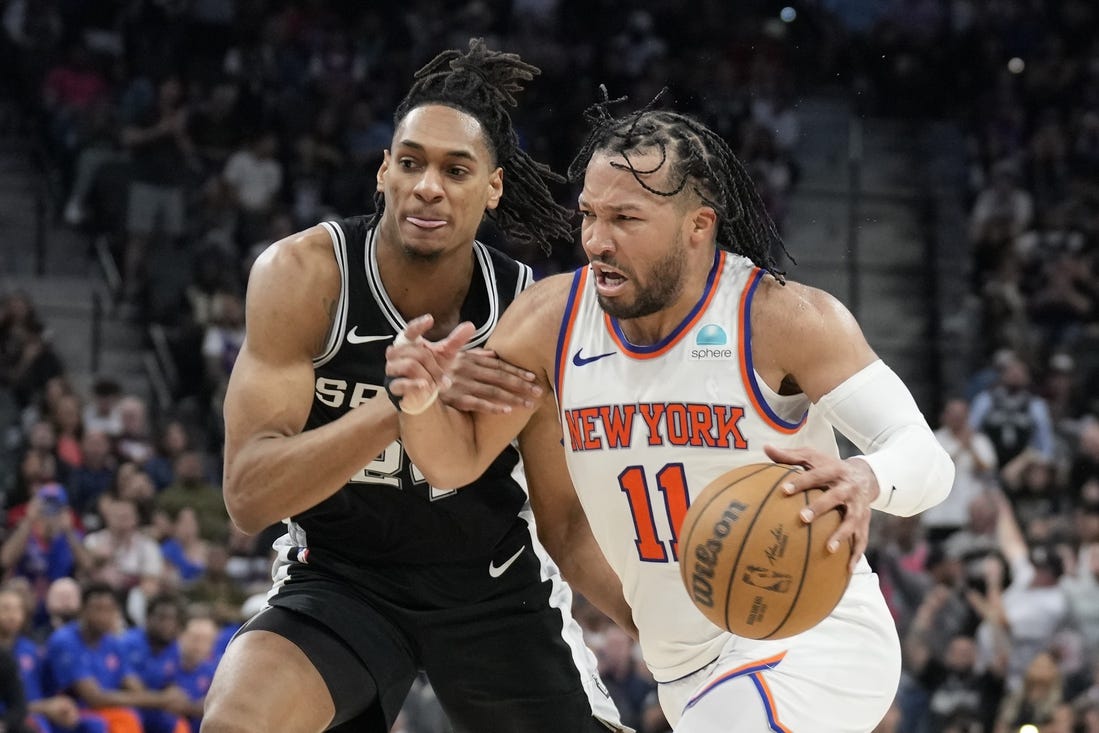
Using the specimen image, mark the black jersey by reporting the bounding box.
[284,216,536,569]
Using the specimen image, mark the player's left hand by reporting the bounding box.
[443,348,543,414]
[763,444,879,573]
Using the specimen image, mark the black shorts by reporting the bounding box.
[238,520,622,733]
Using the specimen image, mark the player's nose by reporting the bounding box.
[413,167,445,201]
[582,219,615,258]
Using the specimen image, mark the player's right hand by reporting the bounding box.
[444,348,543,414]
[385,315,474,414]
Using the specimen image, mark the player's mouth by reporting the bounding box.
[405,215,447,230]
[592,263,629,296]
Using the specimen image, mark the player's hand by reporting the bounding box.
[763,444,879,573]
[442,348,542,414]
[43,695,80,727]
[385,315,475,414]
[159,685,191,713]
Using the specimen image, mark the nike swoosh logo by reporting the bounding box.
[572,348,615,366]
[488,545,526,578]
[346,327,394,345]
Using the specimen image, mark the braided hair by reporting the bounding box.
[567,87,791,282]
[369,38,574,254]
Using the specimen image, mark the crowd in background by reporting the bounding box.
[1,1,1099,732]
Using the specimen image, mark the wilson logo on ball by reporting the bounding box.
[689,499,748,609]
[678,463,853,640]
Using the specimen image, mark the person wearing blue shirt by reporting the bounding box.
[0,587,105,733]
[45,583,188,733]
[119,594,185,733]
[172,616,219,733]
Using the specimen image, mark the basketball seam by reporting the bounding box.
[760,486,811,640]
[723,466,799,635]
[678,463,775,584]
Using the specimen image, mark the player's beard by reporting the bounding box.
[596,235,686,320]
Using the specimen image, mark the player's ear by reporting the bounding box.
[689,205,717,242]
[377,150,391,193]
[486,167,503,211]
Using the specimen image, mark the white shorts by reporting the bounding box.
[657,571,900,733]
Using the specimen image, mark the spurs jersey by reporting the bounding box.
[277,216,535,572]
[555,249,863,682]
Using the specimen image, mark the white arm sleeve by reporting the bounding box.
[814,359,955,516]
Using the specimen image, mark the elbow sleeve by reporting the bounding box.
[816,360,956,517]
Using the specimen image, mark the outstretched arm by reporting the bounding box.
[390,277,569,489]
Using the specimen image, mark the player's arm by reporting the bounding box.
[222,226,400,534]
[390,276,570,489]
[752,278,954,564]
[519,397,638,638]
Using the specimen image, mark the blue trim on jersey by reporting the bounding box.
[555,268,586,397]
[609,248,722,355]
[741,270,807,431]
[749,674,790,733]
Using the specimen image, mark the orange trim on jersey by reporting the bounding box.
[604,250,727,360]
[737,268,807,434]
[554,266,589,399]
[754,673,794,733]
[684,650,790,731]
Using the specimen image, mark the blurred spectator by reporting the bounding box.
[993,493,1070,691]
[970,160,1033,245]
[4,319,64,412]
[112,467,157,529]
[904,621,1005,733]
[159,508,208,586]
[184,546,245,628]
[45,583,188,733]
[120,594,186,733]
[595,625,651,730]
[223,130,283,249]
[995,650,1063,732]
[969,355,1055,467]
[201,291,245,427]
[67,430,117,522]
[0,587,105,733]
[1000,453,1067,531]
[50,392,84,470]
[1062,543,1099,655]
[43,578,81,638]
[83,497,163,604]
[171,615,218,733]
[1070,419,1099,496]
[155,451,227,544]
[81,379,122,439]
[188,82,242,172]
[119,75,194,303]
[141,420,190,492]
[926,398,998,543]
[113,397,152,466]
[0,484,91,614]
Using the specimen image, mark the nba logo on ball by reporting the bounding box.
[678,463,853,640]
[690,324,734,361]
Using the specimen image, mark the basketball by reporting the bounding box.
[678,462,852,640]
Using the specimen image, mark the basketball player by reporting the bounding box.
[202,42,628,733]
[386,94,956,732]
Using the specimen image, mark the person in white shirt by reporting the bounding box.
[926,398,998,543]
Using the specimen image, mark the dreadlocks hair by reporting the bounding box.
[567,86,792,283]
[368,38,574,254]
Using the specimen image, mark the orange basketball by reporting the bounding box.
[678,462,852,640]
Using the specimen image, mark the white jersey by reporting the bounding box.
[555,250,863,681]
